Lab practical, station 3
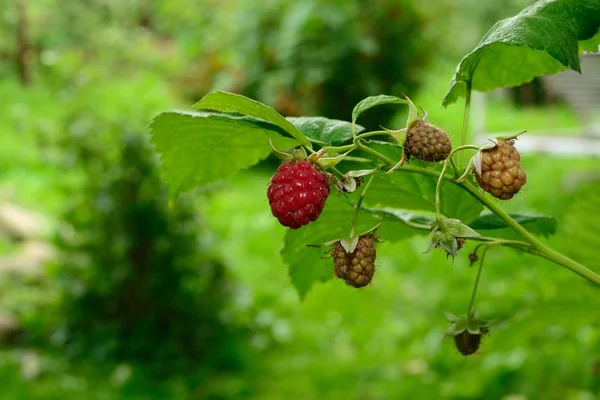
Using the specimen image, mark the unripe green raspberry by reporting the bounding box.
[405,120,452,162]
[474,139,527,200]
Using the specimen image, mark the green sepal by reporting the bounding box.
[267,132,295,162]
[443,218,480,238]
[309,150,349,170]
[381,127,408,146]
[444,310,491,337]
[340,236,359,253]
[404,95,421,128]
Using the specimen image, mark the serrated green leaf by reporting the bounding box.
[562,180,600,268]
[352,95,407,125]
[364,173,484,223]
[287,117,364,146]
[193,91,312,148]
[150,110,296,198]
[282,194,420,299]
[469,212,557,237]
[364,207,434,230]
[579,29,600,52]
[443,0,600,106]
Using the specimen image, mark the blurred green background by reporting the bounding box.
[1,0,600,399]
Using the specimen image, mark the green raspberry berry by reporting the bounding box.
[405,120,452,162]
[474,139,527,200]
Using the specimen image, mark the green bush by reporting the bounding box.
[51,115,244,375]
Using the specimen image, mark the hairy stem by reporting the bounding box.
[356,130,394,140]
[459,180,600,286]
[360,148,600,286]
[350,173,376,238]
[458,80,473,166]
[356,142,396,166]
[467,245,488,321]
[435,159,450,221]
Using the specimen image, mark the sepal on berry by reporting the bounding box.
[334,169,377,194]
[267,133,308,162]
[444,310,491,356]
[332,234,378,288]
[474,136,527,200]
[426,219,479,262]
[308,148,351,170]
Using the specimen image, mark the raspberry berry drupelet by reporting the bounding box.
[267,160,330,229]
[474,138,527,200]
[404,120,452,163]
[332,235,376,288]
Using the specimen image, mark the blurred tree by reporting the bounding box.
[15,0,31,86]
[51,114,244,376]
[172,0,435,129]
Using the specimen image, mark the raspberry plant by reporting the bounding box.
[150,0,600,356]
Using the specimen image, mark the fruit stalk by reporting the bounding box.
[350,173,376,238]
[458,79,472,167]
[459,180,600,286]
[467,245,488,322]
[360,146,600,286]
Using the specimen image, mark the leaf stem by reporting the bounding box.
[467,245,488,321]
[323,144,356,153]
[357,145,600,286]
[350,173,376,238]
[435,159,450,221]
[356,142,396,166]
[459,180,600,286]
[458,80,472,166]
[356,130,393,140]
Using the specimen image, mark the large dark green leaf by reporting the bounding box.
[193,91,312,147]
[363,173,484,224]
[443,0,600,106]
[150,110,296,198]
[352,95,407,125]
[470,212,557,237]
[287,117,364,146]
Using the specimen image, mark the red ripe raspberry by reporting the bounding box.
[267,161,330,229]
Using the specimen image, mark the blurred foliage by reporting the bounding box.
[0,0,599,398]
[51,118,243,374]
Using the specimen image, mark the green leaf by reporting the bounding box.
[194,91,312,148]
[579,29,600,52]
[287,117,364,146]
[443,0,600,106]
[364,173,484,224]
[363,207,434,229]
[562,181,600,268]
[469,212,557,237]
[352,95,407,125]
[282,194,419,299]
[150,110,296,198]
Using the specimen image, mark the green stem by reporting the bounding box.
[357,142,396,166]
[329,166,344,179]
[323,144,356,153]
[356,130,392,140]
[343,156,378,164]
[467,245,488,321]
[458,80,472,166]
[435,159,450,221]
[359,146,600,286]
[459,180,600,286]
[350,173,376,238]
